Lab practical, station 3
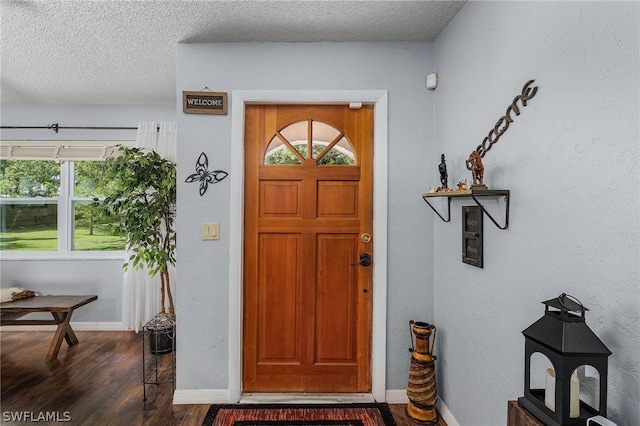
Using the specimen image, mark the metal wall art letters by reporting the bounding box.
[185,152,228,196]
[466,79,539,172]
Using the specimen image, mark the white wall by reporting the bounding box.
[0,104,176,324]
[1,260,123,322]
[432,2,639,425]
[175,43,435,393]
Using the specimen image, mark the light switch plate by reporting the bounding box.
[201,223,219,240]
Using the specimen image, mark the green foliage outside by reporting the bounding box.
[0,227,124,251]
[73,203,125,250]
[0,159,126,251]
[0,228,57,251]
[75,161,122,198]
[265,143,354,165]
[73,162,125,247]
[0,160,60,197]
[73,225,125,251]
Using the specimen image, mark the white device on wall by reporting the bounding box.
[426,72,438,90]
[587,416,617,426]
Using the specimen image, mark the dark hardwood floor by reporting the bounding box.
[1,331,445,425]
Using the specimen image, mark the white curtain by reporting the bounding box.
[122,121,177,332]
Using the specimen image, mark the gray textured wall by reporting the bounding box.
[175,42,436,392]
[432,2,639,424]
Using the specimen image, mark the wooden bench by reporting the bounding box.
[0,295,98,362]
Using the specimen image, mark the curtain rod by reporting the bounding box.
[0,123,145,133]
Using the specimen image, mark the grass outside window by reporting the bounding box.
[0,158,126,254]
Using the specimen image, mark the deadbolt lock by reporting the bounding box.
[361,233,372,243]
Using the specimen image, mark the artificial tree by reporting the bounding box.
[97,146,177,315]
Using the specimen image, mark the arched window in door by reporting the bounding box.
[264,119,355,165]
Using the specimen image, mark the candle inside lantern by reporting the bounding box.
[544,368,580,418]
[544,368,556,411]
[570,372,580,418]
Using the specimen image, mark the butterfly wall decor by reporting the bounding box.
[185,152,228,196]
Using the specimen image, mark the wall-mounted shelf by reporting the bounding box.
[422,189,510,229]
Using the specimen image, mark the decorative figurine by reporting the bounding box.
[457,179,468,191]
[466,151,487,189]
[438,154,448,190]
[428,185,436,194]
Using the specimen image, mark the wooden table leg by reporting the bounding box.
[46,311,78,362]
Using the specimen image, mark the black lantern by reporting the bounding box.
[518,294,611,426]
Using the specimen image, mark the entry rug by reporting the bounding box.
[202,403,397,426]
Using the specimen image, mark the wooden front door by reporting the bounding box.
[243,104,374,393]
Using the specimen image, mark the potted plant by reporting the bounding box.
[96,146,176,352]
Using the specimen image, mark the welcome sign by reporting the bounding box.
[182,91,228,115]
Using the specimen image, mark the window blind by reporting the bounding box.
[0,140,134,161]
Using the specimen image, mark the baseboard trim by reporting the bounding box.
[384,389,409,403]
[436,398,460,426]
[173,389,230,405]
[385,390,459,426]
[0,322,124,332]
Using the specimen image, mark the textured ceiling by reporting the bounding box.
[1,1,465,105]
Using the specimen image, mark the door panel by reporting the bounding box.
[257,233,300,364]
[317,182,358,217]
[243,104,373,393]
[315,234,358,364]
[260,181,301,216]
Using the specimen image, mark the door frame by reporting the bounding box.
[229,90,388,402]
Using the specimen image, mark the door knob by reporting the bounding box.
[352,253,372,267]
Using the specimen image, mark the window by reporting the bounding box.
[0,142,129,256]
[71,161,126,252]
[264,120,355,165]
[0,160,60,251]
